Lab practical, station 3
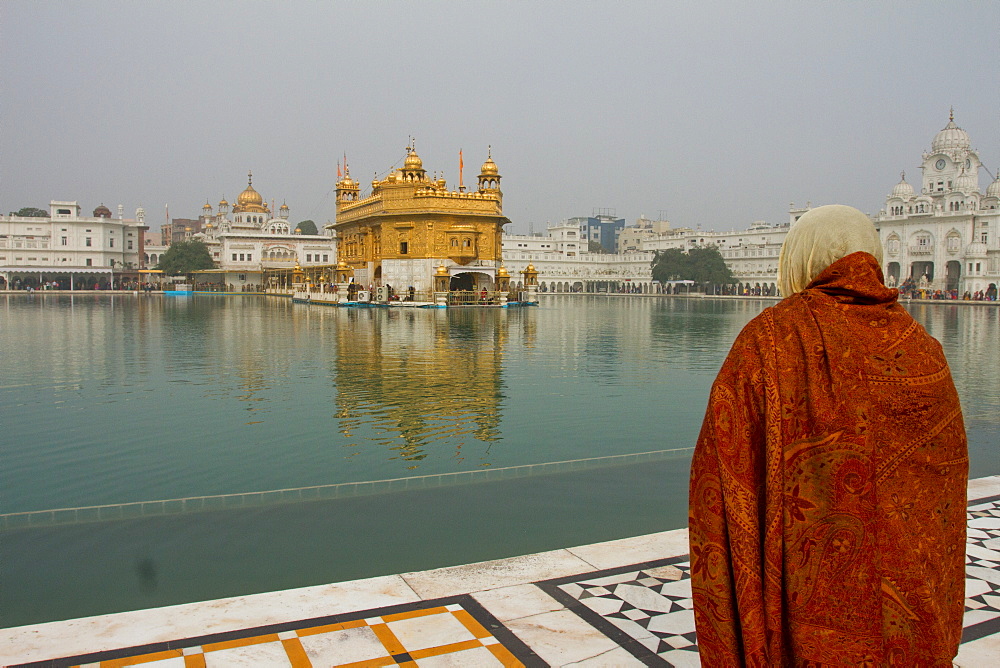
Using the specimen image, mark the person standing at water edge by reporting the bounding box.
[689,205,968,665]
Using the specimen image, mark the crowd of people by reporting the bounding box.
[895,276,998,300]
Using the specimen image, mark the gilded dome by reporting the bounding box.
[404,148,423,170]
[238,183,263,207]
[202,201,212,211]
[480,156,499,176]
[219,196,229,207]
[986,172,1000,198]
[891,172,914,198]
[931,111,971,153]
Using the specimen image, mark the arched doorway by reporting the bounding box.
[910,261,934,283]
[886,262,900,285]
[945,261,961,292]
[449,272,475,291]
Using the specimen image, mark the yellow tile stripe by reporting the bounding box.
[281,636,312,667]
[408,638,483,659]
[451,608,494,639]
[336,657,396,668]
[368,622,407,655]
[202,632,280,652]
[297,617,368,637]
[183,654,207,668]
[381,605,448,623]
[486,642,526,667]
[73,603,525,667]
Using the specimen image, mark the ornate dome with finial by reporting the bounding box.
[404,147,423,170]
[203,201,212,211]
[237,172,263,206]
[480,156,498,176]
[93,203,112,218]
[931,109,971,153]
[986,171,1000,199]
[891,172,914,198]
[219,196,229,208]
[234,171,268,213]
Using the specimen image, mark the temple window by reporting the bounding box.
[400,242,408,255]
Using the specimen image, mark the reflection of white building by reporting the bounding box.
[877,112,999,295]
[0,201,146,290]
[190,172,337,289]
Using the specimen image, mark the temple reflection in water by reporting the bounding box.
[328,307,510,466]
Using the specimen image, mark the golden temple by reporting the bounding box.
[331,144,512,295]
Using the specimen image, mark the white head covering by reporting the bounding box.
[777,205,883,296]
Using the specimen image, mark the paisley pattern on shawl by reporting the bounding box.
[689,252,968,666]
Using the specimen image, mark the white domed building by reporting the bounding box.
[877,111,999,296]
[191,172,337,291]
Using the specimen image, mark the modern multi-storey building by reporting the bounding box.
[568,211,626,254]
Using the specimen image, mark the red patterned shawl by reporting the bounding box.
[689,252,968,666]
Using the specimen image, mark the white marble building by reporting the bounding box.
[876,112,1000,295]
[0,201,145,289]
[502,221,656,292]
[190,173,337,289]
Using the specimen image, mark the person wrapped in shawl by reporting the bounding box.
[689,205,968,665]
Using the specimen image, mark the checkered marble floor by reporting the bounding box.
[539,495,1000,666]
[55,597,541,667]
[965,496,1000,638]
[538,559,698,667]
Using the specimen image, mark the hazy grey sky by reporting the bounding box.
[2,1,997,235]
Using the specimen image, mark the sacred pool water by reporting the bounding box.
[2,294,997,627]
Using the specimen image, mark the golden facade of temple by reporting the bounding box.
[331,145,511,294]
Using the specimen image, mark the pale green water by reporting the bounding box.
[1,294,997,626]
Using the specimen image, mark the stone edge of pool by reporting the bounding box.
[2,474,998,666]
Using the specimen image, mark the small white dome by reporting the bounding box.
[986,173,1000,198]
[891,172,914,198]
[953,168,978,193]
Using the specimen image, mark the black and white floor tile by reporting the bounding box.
[540,495,1000,667]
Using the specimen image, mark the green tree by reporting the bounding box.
[686,245,734,286]
[12,207,47,217]
[295,220,318,235]
[156,240,215,275]
[587,240,604,253]
[651,245,733,289]
[650,248,688,282]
